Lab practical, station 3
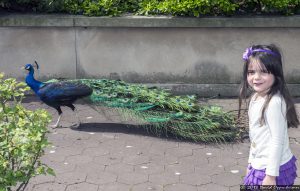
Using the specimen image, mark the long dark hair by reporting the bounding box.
[238,44,299,128]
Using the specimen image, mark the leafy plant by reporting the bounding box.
[236,0,300,15]
[0,73,53,191]
[260,0,300,14]
[139,0,238,17]
[80,0,142,16]
[0,0,299,16]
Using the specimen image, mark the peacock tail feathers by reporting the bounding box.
[46,78,238,143]
[118,107,236,143]
[77,79,198,112]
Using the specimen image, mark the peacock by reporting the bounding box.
[24,62,92,128]
[24,62,238,143]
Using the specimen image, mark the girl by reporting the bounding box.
[238,44,299,185]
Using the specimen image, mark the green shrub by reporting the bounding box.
[81,0,122,16]
[66,0,141,16]
[0,73,53,191]
[139,0,238,16]
[260,0,300,14]
[237,0,300,15]
[0,0,299,16]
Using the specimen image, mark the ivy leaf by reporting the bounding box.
[46,168,56,176]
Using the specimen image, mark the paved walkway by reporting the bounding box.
[22,96,300,191]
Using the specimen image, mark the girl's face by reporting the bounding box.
[247,59,275,97]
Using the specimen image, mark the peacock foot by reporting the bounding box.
[50,124,62,129]
[70,123,80,129]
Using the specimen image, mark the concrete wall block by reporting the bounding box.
[0,27,76,81]
[75,27,300,84]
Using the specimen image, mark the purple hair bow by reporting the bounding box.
[242,47,253,61]
[242,47,278,61]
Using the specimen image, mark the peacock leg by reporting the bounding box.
[51,114,62,128]
[68,104,80,128]
[72,108,81,128]
[50,107,63,128]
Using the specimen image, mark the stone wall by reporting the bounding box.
[0,14,299,96]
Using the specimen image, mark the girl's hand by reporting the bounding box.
[246,168,249,176]
[246,164,251,176]
[262,175,276,185]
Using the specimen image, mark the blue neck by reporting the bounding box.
[25,69,44,94]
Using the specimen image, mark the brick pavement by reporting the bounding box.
[21,96,300,191]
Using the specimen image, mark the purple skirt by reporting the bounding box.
[243,156,297,185]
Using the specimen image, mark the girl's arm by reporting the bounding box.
[265,96,286,177]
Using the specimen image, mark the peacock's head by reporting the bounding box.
[24,64,33,71]
[24,61,39,72]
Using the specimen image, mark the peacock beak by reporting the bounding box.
[21,66,29,72]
